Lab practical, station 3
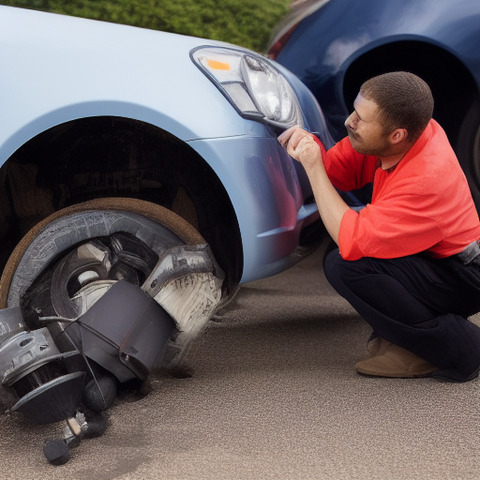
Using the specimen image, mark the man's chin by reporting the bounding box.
[347,134,362,152]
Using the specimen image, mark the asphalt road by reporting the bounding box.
[1,239,479,479]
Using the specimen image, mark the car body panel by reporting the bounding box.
[0,7,255,157]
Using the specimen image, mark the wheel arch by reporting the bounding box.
[341,39,479,143]
[0,115,243,293]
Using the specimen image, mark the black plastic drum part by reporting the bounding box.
[63,280,176,383]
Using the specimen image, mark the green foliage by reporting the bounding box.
[0,0,290,52]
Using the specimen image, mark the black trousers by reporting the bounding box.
[323,249,480,381]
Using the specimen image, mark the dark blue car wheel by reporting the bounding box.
[456,98,480,209]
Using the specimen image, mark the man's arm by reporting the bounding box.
[278,126,350,244]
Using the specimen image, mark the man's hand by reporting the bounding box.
[277,126,322,170]
[278,126,350,245]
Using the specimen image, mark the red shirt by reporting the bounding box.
[320,119,480,260]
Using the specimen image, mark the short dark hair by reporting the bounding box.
[360,72,434,142]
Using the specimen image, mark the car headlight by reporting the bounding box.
[191,46,304,129]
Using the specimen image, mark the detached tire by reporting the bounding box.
[456,97,480,209]
[0,197,204,309]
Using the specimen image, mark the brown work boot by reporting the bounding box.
[366,336,392,356]
[356,343,438,378]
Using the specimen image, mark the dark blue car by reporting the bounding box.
[268,0,480,206]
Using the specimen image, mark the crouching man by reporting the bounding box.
[278,71,480,382]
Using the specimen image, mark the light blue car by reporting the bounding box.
[0,6,332,290]
[0,5,335,309]
[0,6,333,438]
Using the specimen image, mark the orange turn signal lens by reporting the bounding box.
[207,59,231,71]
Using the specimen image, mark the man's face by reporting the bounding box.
[344,94,392,156]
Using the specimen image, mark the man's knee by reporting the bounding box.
[323,248,377,294]
[323,248,345,290]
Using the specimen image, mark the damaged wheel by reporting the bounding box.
[0,197,204,310]
[0,197,224,370]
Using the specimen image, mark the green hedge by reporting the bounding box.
[0,0,290,52]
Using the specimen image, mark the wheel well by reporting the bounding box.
[342,40,479,143]
[0,116,243,293]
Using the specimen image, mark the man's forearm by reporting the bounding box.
[303,161,350,245]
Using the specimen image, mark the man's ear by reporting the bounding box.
[390,128,408,145]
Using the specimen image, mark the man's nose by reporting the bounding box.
[345,112,357,130]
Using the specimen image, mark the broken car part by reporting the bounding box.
[0,201,224,464]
